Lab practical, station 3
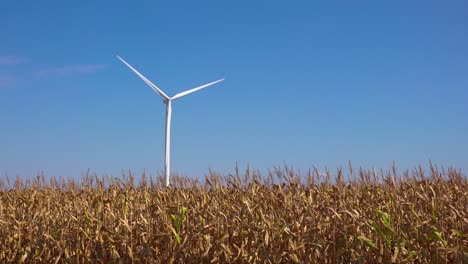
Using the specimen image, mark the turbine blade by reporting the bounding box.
[171,79,224,100]
[117,55,170,99]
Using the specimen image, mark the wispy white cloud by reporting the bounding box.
[37,64,106,76]
[0,55,23,65]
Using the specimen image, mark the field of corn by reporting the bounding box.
[0,164,466,263]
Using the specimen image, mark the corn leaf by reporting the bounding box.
[358,236,378,249]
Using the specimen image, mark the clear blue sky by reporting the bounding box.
[1,1,467,179]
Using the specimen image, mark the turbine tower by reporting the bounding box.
[117,55,224,187]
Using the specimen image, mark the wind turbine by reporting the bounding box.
[117,55,224,187]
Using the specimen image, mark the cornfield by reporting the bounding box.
[0,164,466,263]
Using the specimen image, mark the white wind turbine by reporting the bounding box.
[117,55,224,187]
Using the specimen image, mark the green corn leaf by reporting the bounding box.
[171,214,177,225]
[428,229,447,246]
[369,220,385,239]
[181,207,187,220]
[377,209,391,230]
[451,229,466,238]
[358,236,378,249]
[178,207,187,229]
[402,251,417,263]
[170,227,181,244]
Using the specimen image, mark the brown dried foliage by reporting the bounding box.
[0,164,466,263]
